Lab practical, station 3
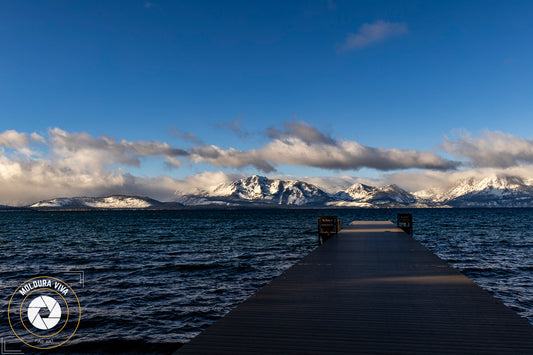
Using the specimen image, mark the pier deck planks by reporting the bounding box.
[176,221,533,354]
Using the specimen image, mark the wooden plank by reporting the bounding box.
[176,221,533,354]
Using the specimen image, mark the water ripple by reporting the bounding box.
[3,208,533,353]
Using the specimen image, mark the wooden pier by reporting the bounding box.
[176,221,533,354]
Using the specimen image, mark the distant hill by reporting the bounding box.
[27,195,182,210]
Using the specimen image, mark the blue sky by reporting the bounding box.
[1,0,533,204]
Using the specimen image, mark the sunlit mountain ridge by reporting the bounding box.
[15,175,533,209]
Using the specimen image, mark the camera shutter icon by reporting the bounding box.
[27,295,62,330]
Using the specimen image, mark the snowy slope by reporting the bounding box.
[438,175,533,207]
[180,175,331,206]
[25,175,533,209]
[333,183,417,206]
[179,174,533,207]
[29,195,163,209]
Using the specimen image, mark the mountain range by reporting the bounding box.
[175,174,533,208]
[10,174,533,210]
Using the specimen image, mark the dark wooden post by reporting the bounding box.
[318,216,340,245]
[397,213,413,236]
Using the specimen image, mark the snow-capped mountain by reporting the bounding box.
[334,183,417,206]
[186,174,533,207]
[437,175,533,207]
[29,195,166,210]
[21,174,533,209]
[176,174,533,208]
[178,175,331,206]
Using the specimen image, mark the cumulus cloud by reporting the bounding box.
[338,20,408,52]
[0,130,31,148]
[442,130,533,168]
[189,145,276,172]
[267,121,336,145]
[258,137,458,171]
[0,154,128,205]
[189,121,459,172]
[48,128,188,171]
[0,130,44,156]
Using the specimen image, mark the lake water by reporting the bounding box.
[2,209,533,354]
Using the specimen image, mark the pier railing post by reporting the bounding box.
[397,213,413,236]
[318,216,341,245]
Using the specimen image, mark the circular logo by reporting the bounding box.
[8,276,81,350]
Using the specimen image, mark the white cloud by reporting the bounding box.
[189,145,276,172]
[0,130,45,156]
[0,130,30,148]
[338,20,408,52]
[0,155,126,205]
[267,121,336,145]
[48,128,188,171]
[442,130,533,168]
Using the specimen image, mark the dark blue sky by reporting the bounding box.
[1,1,533,203]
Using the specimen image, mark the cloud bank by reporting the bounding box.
[442,130,533,168]
[188,121,458,172]
[0,128,192,205]
[0,125,531,205]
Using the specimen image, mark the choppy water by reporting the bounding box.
[2,209,533,354]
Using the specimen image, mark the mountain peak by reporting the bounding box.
[476,175,525,189]
[198,175,330,206]
[242,174,269,183]
[342,183,374,199]
[338,182,416,205]
[437,174,533,207]
[444,174,527,198]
